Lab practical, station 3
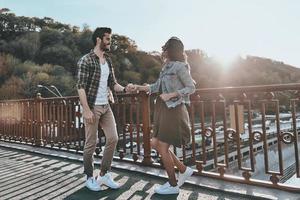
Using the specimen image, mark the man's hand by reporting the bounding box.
[83,109,96,124]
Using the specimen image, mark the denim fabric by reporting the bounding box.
[150,61,195,108]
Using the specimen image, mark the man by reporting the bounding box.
[77,27,133,191]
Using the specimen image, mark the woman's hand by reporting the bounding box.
[134,84,150,92]
[159,92,178,102]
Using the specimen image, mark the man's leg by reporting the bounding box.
[96,105,120,189]
[83,107,102,191]
[83,109,99,178]
[99,105,118,175]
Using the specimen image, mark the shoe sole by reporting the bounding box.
[106,186,120,189]
[97,179,120,189]
[98,182,120,189]
[86,184,101,191]
[155,191,179,195]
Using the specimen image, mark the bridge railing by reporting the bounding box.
[0,83,300,191]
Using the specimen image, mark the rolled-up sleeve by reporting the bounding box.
[177,65,195,96]
[108,66,118,91]
[149,79,160,94]
[76,57,89,90]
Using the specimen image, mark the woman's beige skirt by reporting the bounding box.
[152,97,191,148]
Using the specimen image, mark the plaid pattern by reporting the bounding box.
[76,50,117,109]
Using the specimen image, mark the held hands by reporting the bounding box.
[124,83,149,93]
[124,83,137,93]
[134,83,150,93]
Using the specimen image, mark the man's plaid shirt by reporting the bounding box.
[76,50,118,109]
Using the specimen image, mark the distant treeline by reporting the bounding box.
[1,8,299,100]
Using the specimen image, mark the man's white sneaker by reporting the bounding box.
[177,167,193,187]
[85,177,101,191]
[154,183,179,195]
[97,173,120,189]
[154,182,170,193]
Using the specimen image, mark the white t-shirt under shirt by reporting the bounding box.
[95,61,109,105]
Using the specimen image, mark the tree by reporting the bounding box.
[39,28,63,48]
[0,54,20,85]
[0,76,25,99]
[8,32,40,61]
[36,44,76,74]
[0,8,10,14]
[75,29,93,54]
[0,12,36,40]
[111,34,137,54]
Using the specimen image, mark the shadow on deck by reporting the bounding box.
[0,143,269,200]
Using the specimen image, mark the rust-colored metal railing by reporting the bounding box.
[186,83,300,192]
[0,83,300,191]
[0,92,153,165]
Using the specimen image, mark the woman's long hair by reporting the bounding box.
[162,37,187,63]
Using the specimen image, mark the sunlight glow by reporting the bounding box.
[212,53,240,69]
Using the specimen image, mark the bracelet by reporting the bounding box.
[123,87,126,93]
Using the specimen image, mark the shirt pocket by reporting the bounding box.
[164,73,177,80]
[164,73,178,90]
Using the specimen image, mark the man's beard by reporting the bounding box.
[100,44,110,52]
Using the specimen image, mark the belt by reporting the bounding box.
[95,104,109,108]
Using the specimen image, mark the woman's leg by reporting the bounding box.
[168,149,186,174]
[151,138,186,174]
[155,139,177,186]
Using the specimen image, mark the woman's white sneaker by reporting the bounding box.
[85,177,101,191]
[97,173,120,189]
[154,183,179,195]
[154,182,170,193]
[178,167,194,187]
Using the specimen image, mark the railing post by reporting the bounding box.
[35,93,43,146]
[0,102,3,139]
[140,92,153,165]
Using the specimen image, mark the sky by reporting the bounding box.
[1,0,299,67]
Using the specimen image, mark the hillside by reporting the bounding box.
[186,51,300,88]
[1,9,299,99]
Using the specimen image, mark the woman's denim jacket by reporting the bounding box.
[149,61,196,108]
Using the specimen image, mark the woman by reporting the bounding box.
[135,37,195,195]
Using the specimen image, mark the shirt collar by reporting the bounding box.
[162,61,175,71]
[89,49,109,59]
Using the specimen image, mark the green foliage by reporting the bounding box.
[0,54,77,99]
[186,52,300,88]
[0,12,35,40]
[75,29,93,54]
[49,65,67,76]
[0,54,21,85]
[111,34,137,54]
[13,61,36,76]
[51,75,76,96]
[1,10,300,101]
[34,72,50,84]
[123,71,141,83]
[21,72,38,98]
[9,32,40,61]
[0,76,25,99]
[39,28,63,48]
[36,44,76,73]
